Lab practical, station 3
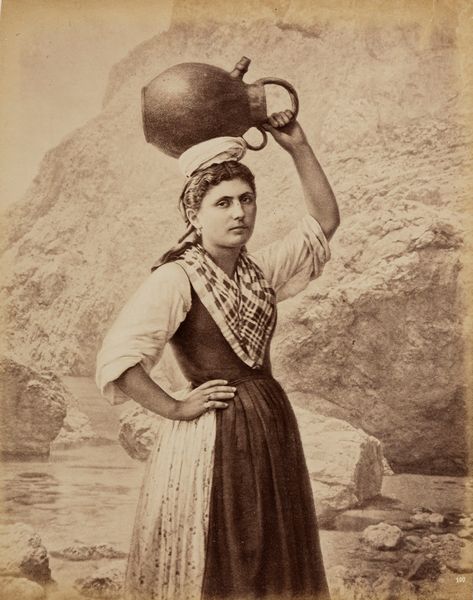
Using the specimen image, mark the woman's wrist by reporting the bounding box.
[129,389,180,420]
[158,396,181,420]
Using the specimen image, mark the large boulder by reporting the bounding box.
[273,202,468,474]
[0,523,51,583]
[118,401,384,523]
[295,406,384,521]
[0,358,67,459]
[0,357,96,456]
[51,406,95,449]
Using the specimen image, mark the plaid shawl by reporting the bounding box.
[176,244,276,368]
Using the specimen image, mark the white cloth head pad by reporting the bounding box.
[178,136,247,178]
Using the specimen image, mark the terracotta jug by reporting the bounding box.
[141,56,299,158]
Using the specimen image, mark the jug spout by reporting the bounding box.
[230,56,251,79]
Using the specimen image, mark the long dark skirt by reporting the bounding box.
[202,375,331,600]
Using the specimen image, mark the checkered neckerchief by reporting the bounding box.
[176,244,276,368]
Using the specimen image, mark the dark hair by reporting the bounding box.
[152,161,256,270]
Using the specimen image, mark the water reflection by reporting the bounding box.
[0,443,144,553]
[5,471,60,506]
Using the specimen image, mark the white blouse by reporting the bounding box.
[96,215,330,405]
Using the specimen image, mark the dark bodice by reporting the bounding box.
[169,286,274,386]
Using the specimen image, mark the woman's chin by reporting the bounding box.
[202,232,253,253]
[228,235,251,248]
[228,229,253,244]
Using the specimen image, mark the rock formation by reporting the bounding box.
[0,523,51,584]
[273,202,468,474]
[51,406,95,449]
[74,565,124,600]
[0,358,67,459]
[362,523,403,550]
[118,404,160,462]
[52,543,126,561]
[1,9,471,474]
[0,356,96,456]
[296,405,384,521]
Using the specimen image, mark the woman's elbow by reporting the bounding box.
[115,363,143,393]
[323,213,340,241]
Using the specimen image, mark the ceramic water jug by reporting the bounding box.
[141,56,299,157]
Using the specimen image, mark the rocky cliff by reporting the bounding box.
[1,8,471,473]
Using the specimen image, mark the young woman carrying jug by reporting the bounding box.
[96,109,339,600]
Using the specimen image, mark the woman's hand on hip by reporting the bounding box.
[173,379,236,421]
[262,110,308,154]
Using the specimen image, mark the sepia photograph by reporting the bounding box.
[0,1,472,599]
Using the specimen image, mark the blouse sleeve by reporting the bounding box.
[250,214,331,302]
[95,262,191,405]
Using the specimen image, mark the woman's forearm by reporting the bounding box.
[115,363,179,419]
[289,142,340,240]
[263,113,340,240]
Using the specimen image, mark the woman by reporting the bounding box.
[96,110,339,600]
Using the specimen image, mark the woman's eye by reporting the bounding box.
[241,195,255,204]
[217,200,229,207]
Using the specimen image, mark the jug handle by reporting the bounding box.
[243,127,268,151]
[257,77,299,120]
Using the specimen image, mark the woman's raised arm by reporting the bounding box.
[263,112,340,240]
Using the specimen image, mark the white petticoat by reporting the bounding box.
[124,410,216,600]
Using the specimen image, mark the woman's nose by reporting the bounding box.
[231,200,245,218]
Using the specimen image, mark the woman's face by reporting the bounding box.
[187,178,257,252]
